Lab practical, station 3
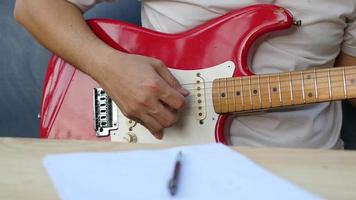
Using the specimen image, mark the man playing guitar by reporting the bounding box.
[14,0,356,148]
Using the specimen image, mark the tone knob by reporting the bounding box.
[123,132,138,143]
[126,119,137,128]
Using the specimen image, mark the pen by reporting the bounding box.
[168,151,182,196]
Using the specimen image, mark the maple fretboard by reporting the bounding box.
[212,66,356,113]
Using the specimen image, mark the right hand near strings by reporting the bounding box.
[92,51,190,139]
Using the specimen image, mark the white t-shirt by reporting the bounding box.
[68,0,356,148]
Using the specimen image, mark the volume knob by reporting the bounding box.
[123,132,138,143]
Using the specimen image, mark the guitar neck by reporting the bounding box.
[212,66,356,114]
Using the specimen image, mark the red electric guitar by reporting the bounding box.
[40,5,356,144]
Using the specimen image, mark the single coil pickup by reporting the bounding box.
[195,75,207,121]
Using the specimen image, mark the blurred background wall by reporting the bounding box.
[0,0,141,138]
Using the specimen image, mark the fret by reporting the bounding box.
[278,73,282,105]
[301,71,306,103]
[240,77,244,110]
[302,70,318,103]
[235,77,244,111]
[278,72,293,106]
[314,68,319,101]
[345,66,356,99]
[249,76,253,110]
[329,67,346,100]
[328,69,332,100]
[212,79,221,113]
[290,71,304,105]
[315,68,331,102]
[241,77,253,110]
[343,67,347,98]
[269,73,282,107]
[218,79,222,112]
[258,75,270,109]
[224,78,229,112]
[289,72,294,105]
[258,75,262,108]
[232,77,237,112]
[233,77,243,112]
[249,75,262,110]
[226,78,235,113]
[268,74,272,107]
[217,78,229,113]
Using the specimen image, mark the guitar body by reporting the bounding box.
[40,5,293,144]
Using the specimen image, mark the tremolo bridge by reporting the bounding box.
[93,88,118,137]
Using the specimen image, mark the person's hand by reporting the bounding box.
[92,51,189,139]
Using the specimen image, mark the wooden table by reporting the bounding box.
[0,138,355,200]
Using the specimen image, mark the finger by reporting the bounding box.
[154,61,189,96]
[149,101,178,128]
[141,114,164,139]
[157,79,187,111]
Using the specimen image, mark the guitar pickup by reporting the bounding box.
[93,88,118,137]
[195,74,207,122]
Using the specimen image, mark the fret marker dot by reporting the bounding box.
[221,93,226,98]
[236,91,241,96]
[308,92,313,98]
[253,89,258,95]
[273,88,278,92]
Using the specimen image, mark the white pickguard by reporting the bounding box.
[111,61,235,144]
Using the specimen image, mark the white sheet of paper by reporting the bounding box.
[43,144,322,200]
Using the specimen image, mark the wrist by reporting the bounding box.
[85,45,127,82]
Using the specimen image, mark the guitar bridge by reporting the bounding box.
[93,88,118,137]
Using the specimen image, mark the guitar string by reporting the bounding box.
[175,67,356,89]
[137,84,354,118]
[181,73,356,91]
[111,84,352,120]
[176,75,356,95]
[192,81,352,102]
[110,69,356,117]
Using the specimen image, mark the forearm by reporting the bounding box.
[335,52,356,107]
[14,0,119,79]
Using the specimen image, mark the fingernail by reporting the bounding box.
[154,131,164,140]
